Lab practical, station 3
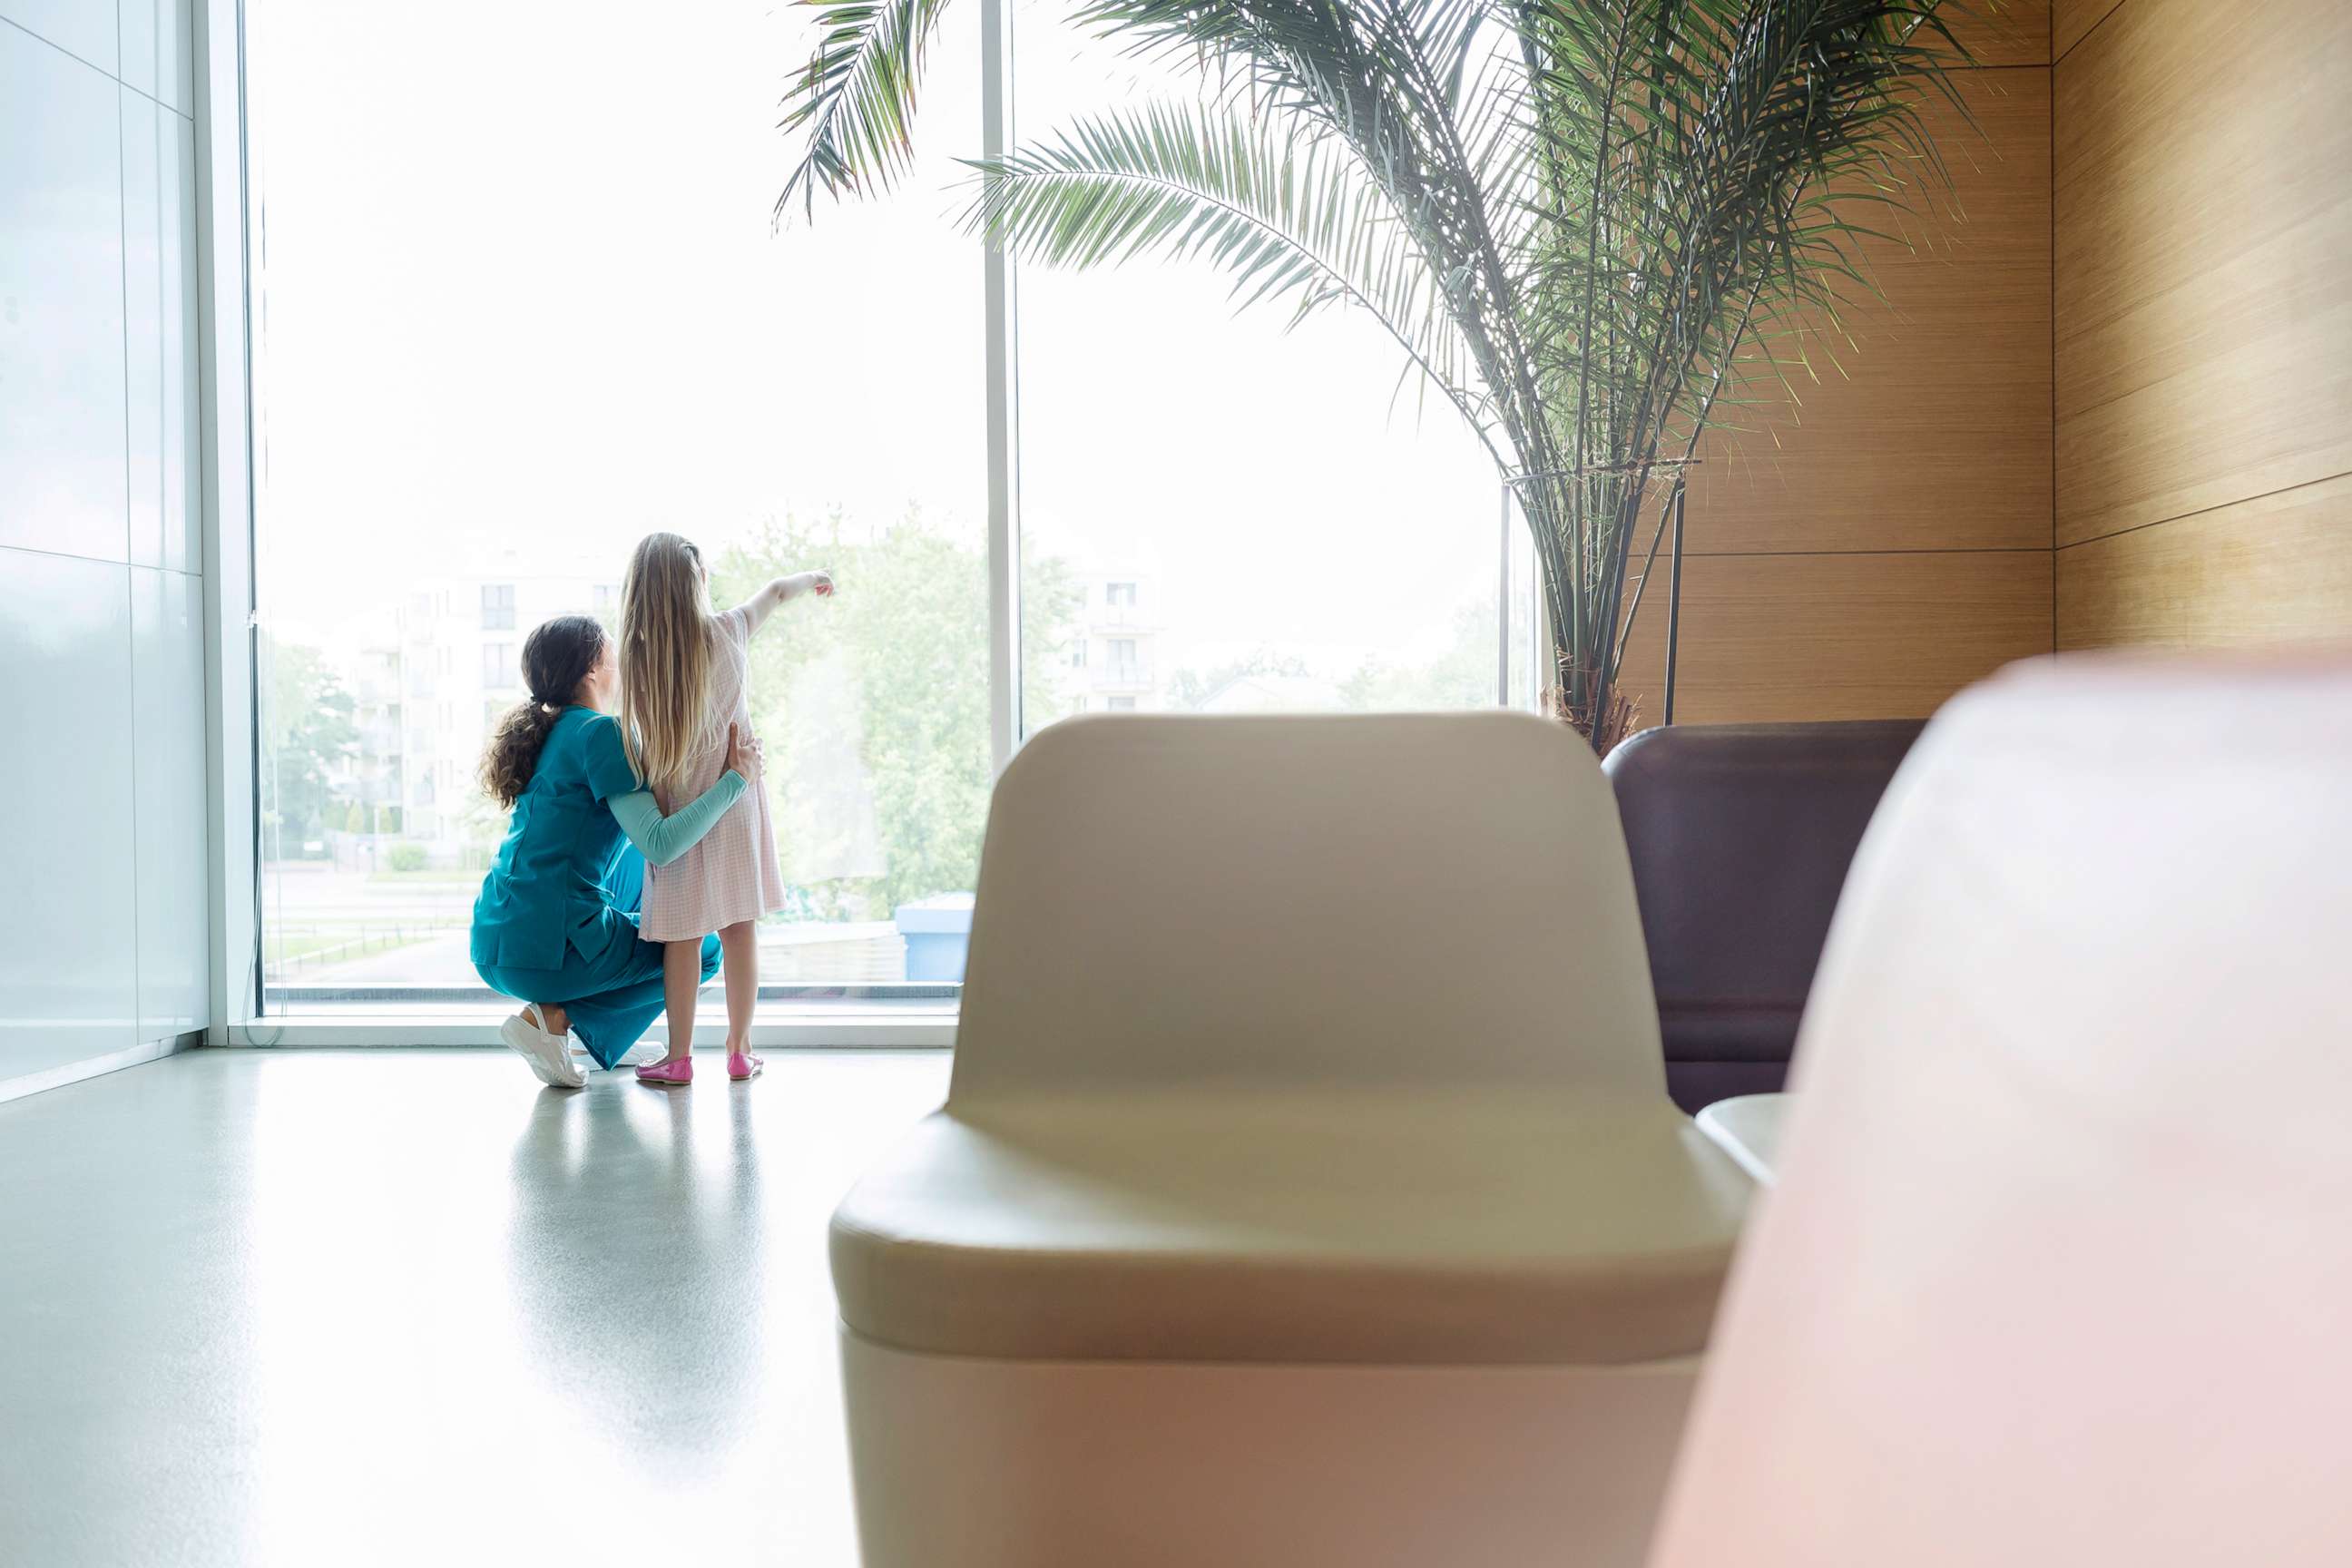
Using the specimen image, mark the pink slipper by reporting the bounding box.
[728,1050,763,1082]
[635,1055,692,1086]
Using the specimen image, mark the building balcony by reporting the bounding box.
[1093,662,1152,691]
[1086,612,1160,636]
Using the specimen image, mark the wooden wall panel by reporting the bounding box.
[2051,0,2124,60]
[1689,70,2053,555]
[2058,476,2352,650]
[1948,0,2050,68]
[2053,0,2352,547]
[1639,14,2055,728]
[1615,551,2053,726]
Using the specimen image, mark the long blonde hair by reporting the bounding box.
[618,532,716,795]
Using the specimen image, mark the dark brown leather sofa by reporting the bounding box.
[1603,720,1926,1113]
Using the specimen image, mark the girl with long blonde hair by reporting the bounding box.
[619,531,833,1083]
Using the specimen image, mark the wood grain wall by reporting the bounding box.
[2051,0,2125,61]
[2053,0,2352,651]
[1614,4,2055,726]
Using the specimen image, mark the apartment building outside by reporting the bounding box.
[1060,568,1166,716]
[387,570,619,861]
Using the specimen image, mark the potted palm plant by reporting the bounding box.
[779,0,1983,750]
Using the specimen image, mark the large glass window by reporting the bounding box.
[243,3,1531,1017]
[248,1,994,1007]
[1013,3,1504,730]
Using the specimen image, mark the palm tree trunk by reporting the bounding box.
[1514,467,1641,755]
[1514,460,1666,754]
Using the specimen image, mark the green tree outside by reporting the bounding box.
[708,509,1080,918]
[261,638,358,857]
[1156,599,1501,715]
[1165,650,1312,711]
[1339,596,1500,711]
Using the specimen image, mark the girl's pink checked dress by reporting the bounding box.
[639,607,785,939]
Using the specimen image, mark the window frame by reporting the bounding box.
[195,0,262,1039]
[195,0,1530,1044]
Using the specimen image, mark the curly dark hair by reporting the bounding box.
[479,614,610,808]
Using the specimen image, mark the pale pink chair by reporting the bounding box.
[1650,652,2352,1568]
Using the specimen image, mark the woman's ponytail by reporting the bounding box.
[477,614,611,807]
[479,701,564,808]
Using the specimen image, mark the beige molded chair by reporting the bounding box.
[832,712,1753,1568]
[1650,652,2352,1568]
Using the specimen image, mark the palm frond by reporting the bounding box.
[966,102,1505,457]
[776,0,956,222]
[779,0,1994,747]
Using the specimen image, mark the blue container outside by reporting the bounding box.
[895,892,975,982]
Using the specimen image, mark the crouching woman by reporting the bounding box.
[469,614,758,1088]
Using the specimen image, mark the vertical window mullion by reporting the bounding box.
[983,0,1022,772]
[196,0,264,1033]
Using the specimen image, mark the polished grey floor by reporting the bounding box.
[0,1047,952,1567]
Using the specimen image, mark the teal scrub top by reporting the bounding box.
[470,708,647,973]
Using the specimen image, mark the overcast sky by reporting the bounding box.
[247,0,1508,685]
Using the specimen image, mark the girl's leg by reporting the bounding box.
[524,1002,569,1036]
[718,921,758,1054]
[659,937,704,1064]
[554,936,717,1071]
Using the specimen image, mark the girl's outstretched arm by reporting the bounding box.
[735,569,834,634]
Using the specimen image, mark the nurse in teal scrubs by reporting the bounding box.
[469,614,758,1089]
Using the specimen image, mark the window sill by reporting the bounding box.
[221,999,956,1049]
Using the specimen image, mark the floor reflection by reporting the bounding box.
[0,1048,950,1568]
[505,1079,769,1474]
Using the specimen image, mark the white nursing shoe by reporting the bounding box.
[501,1006,586,1089]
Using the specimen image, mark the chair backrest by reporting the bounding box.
[1605,720,1923,1111]
[1648,652,2352,1568]
[950,712,1666,1104]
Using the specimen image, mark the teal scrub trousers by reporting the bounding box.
[476,853,722,1070]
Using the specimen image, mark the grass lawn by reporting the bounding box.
[266,926,444,975]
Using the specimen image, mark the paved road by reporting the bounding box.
[263,866,476,924]
[287,930,914,987]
